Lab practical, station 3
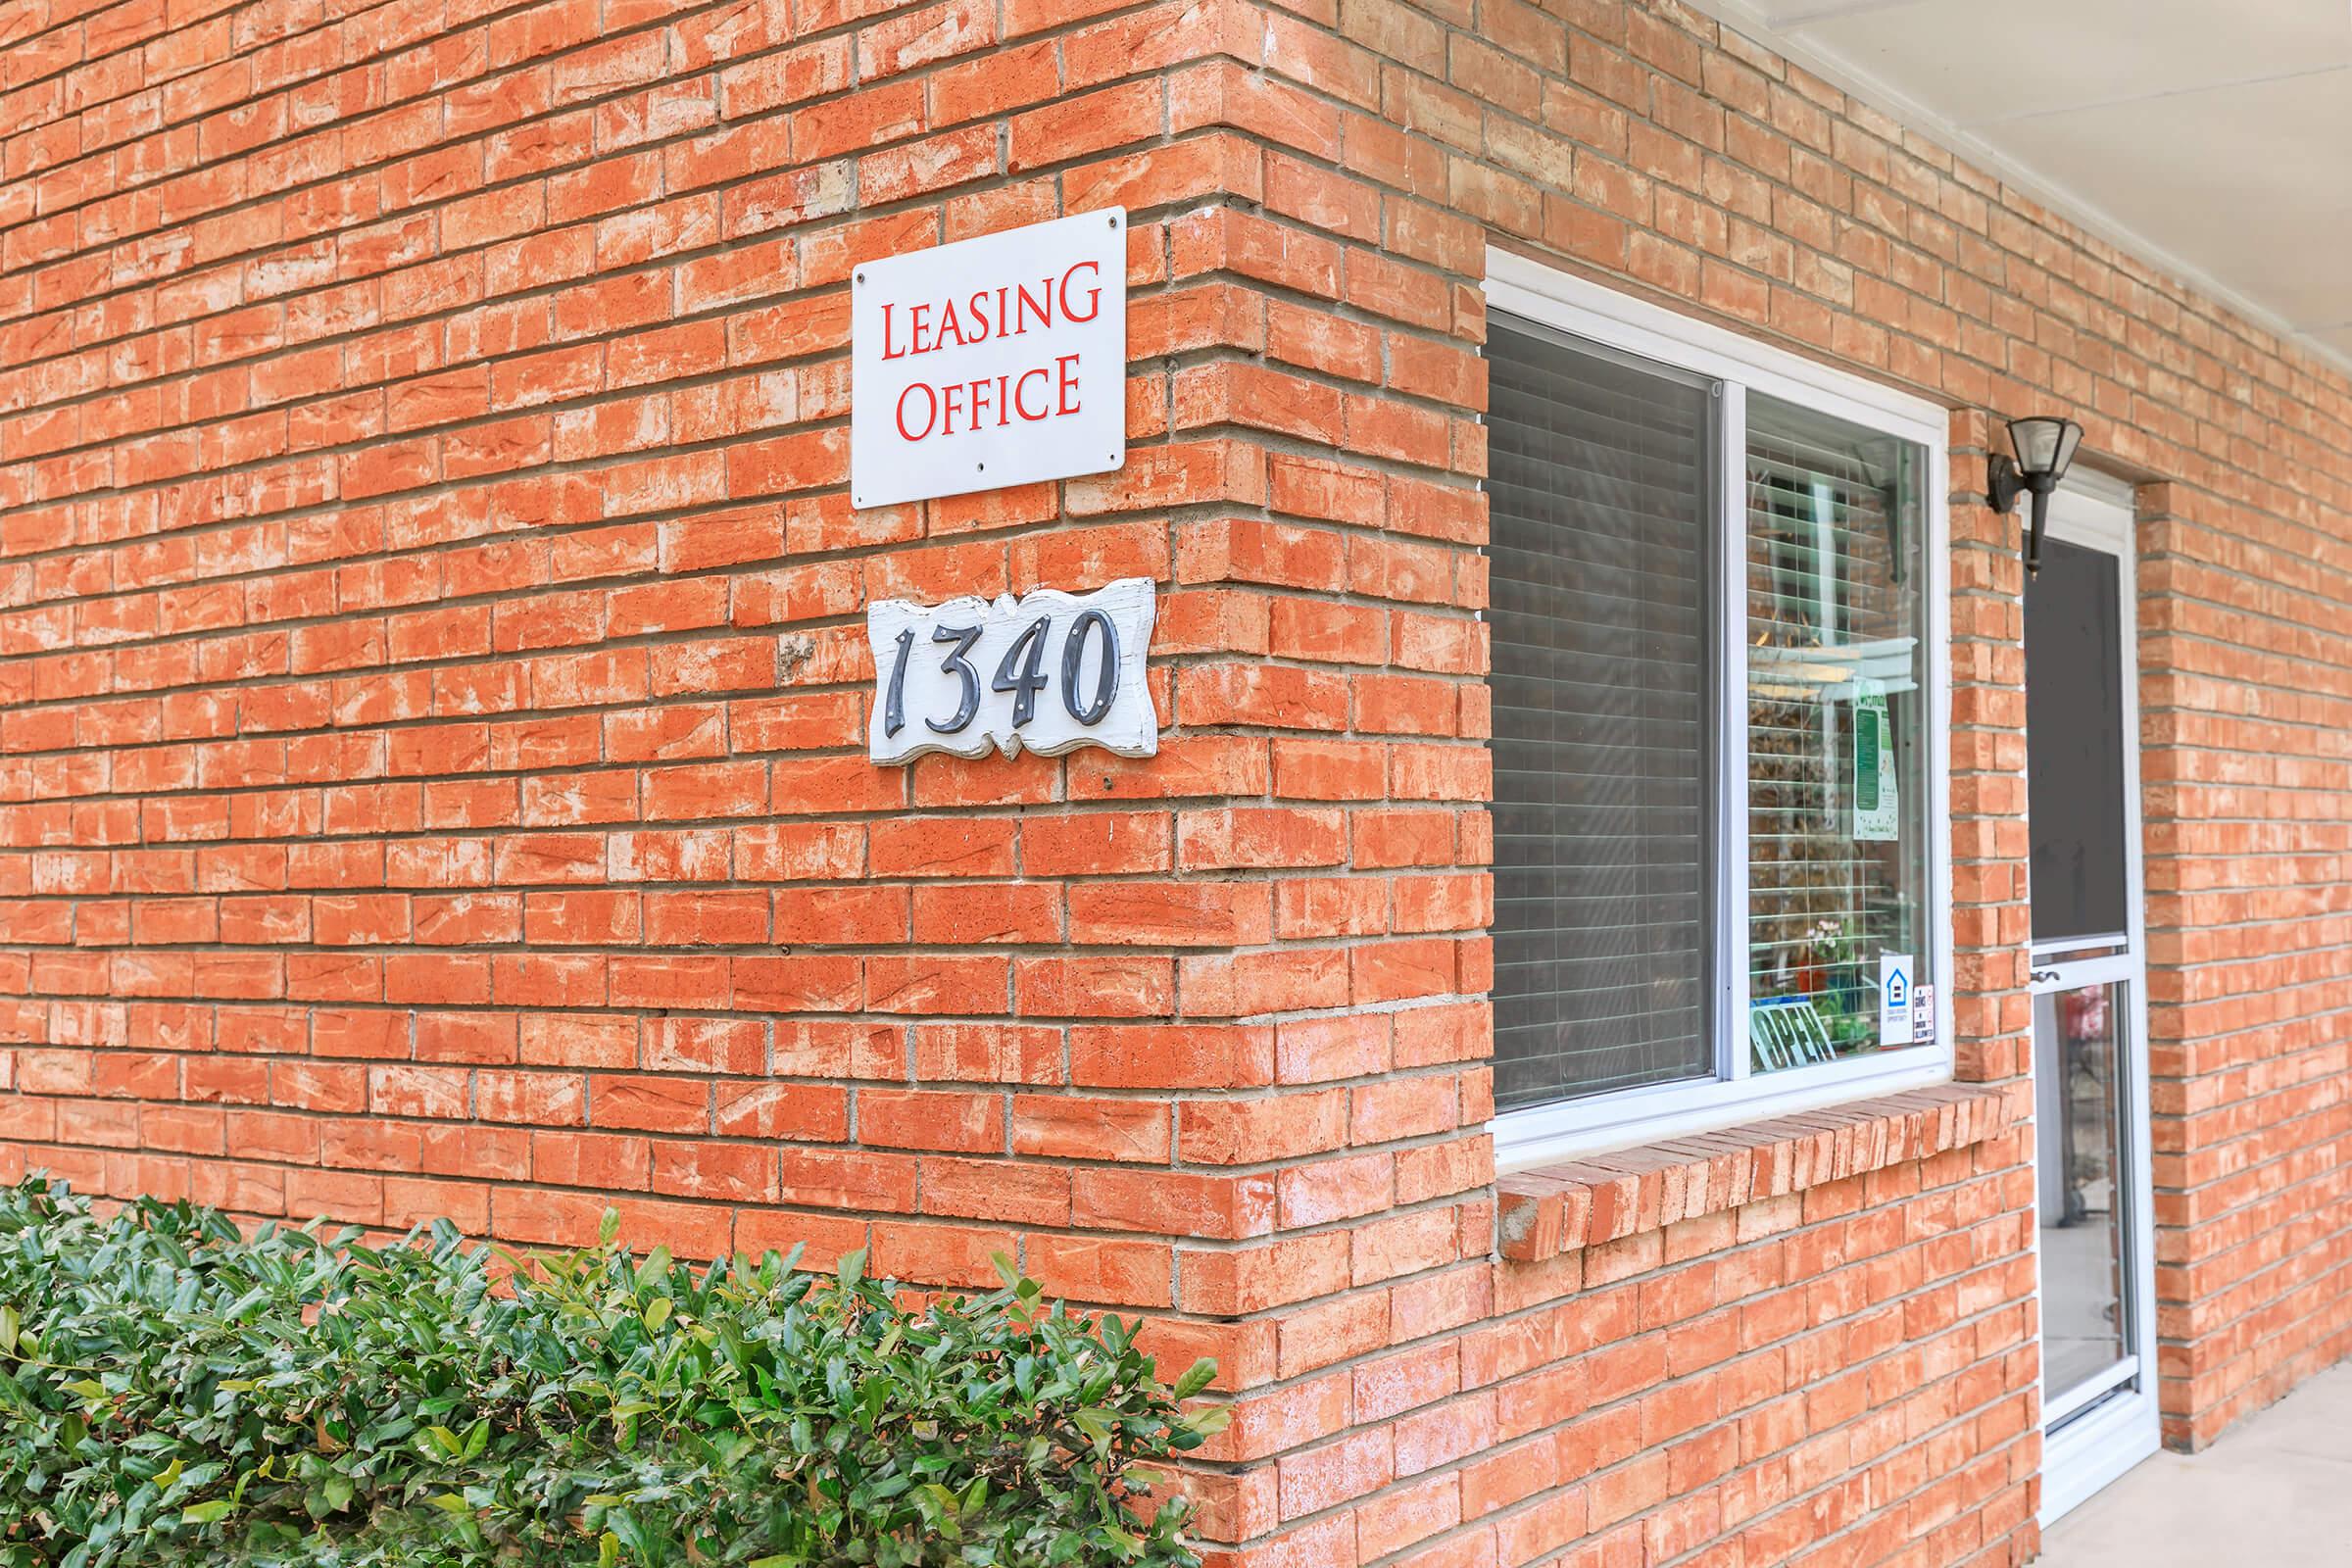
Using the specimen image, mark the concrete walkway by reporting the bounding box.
[2039,1362,2352,1565]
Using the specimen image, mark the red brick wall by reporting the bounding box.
[2138,477,2352,1449]
[1474,1122,2039,1568]
[3,0,2349,1560]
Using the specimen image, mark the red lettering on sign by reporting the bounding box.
[879,263,1108,367]
[893,355,1088,442]
[1058,261,1101,324]
[1013,282,1052,336]
[896,382,937,441]
[865,224,1124,471]
[1014,367,1050,421]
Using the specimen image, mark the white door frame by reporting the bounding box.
[2030,474,2162,1525]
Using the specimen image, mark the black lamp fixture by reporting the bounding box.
[1985,416,2083,577]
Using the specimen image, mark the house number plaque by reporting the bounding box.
[864,577,1156,763]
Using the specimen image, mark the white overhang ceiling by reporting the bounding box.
[1687,0,2352,373]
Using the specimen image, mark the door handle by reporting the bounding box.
[2030,968,2060,985]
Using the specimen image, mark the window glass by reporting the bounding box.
[1483,304,1943,1136]
[1486,319,1716,1108]
[1743,394,1930,1069]
[2024,536,2129,943]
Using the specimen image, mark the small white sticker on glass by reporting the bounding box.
[1911,981,1937,1044]
[1879,953,1914,1048]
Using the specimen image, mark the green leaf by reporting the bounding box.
[0,1174,1200,1568]
[1172,1357,1218,1400]
[0,1302,17,1355]
[634,1244,671,1296]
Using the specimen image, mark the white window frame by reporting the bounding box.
[1486,250,1954,1169]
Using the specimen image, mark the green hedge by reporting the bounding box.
[0,1178,1221,1567]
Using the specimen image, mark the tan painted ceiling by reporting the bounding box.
[1687,0,2352,373]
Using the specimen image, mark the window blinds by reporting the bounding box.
[1486,318,1716,1108]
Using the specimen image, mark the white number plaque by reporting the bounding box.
[865,577,1156,764]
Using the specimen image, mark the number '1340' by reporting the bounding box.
[862,579,1158,763]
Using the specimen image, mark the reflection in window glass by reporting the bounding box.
[1745,394,1930,1070]
[2025,537,2130,943]
[2034,978,2133,1400]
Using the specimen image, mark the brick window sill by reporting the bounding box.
[1495,1081,2025,1262]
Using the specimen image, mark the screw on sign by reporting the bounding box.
[851,210,1128,510]
[864,578,1157,764]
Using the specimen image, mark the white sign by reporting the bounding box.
[1879,953,1914,1048]
[851,209,1127,510]
[1911,982,1937,1044]
[865,577,1155,764]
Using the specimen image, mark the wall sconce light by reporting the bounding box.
[1985,416,2083,577]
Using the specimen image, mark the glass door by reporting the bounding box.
[2025,485,2160,1521]
[2032,957,2138,1416]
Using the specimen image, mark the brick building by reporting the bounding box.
[2,0,2347,1562]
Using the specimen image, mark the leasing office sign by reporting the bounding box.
[850,209,1128,510]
